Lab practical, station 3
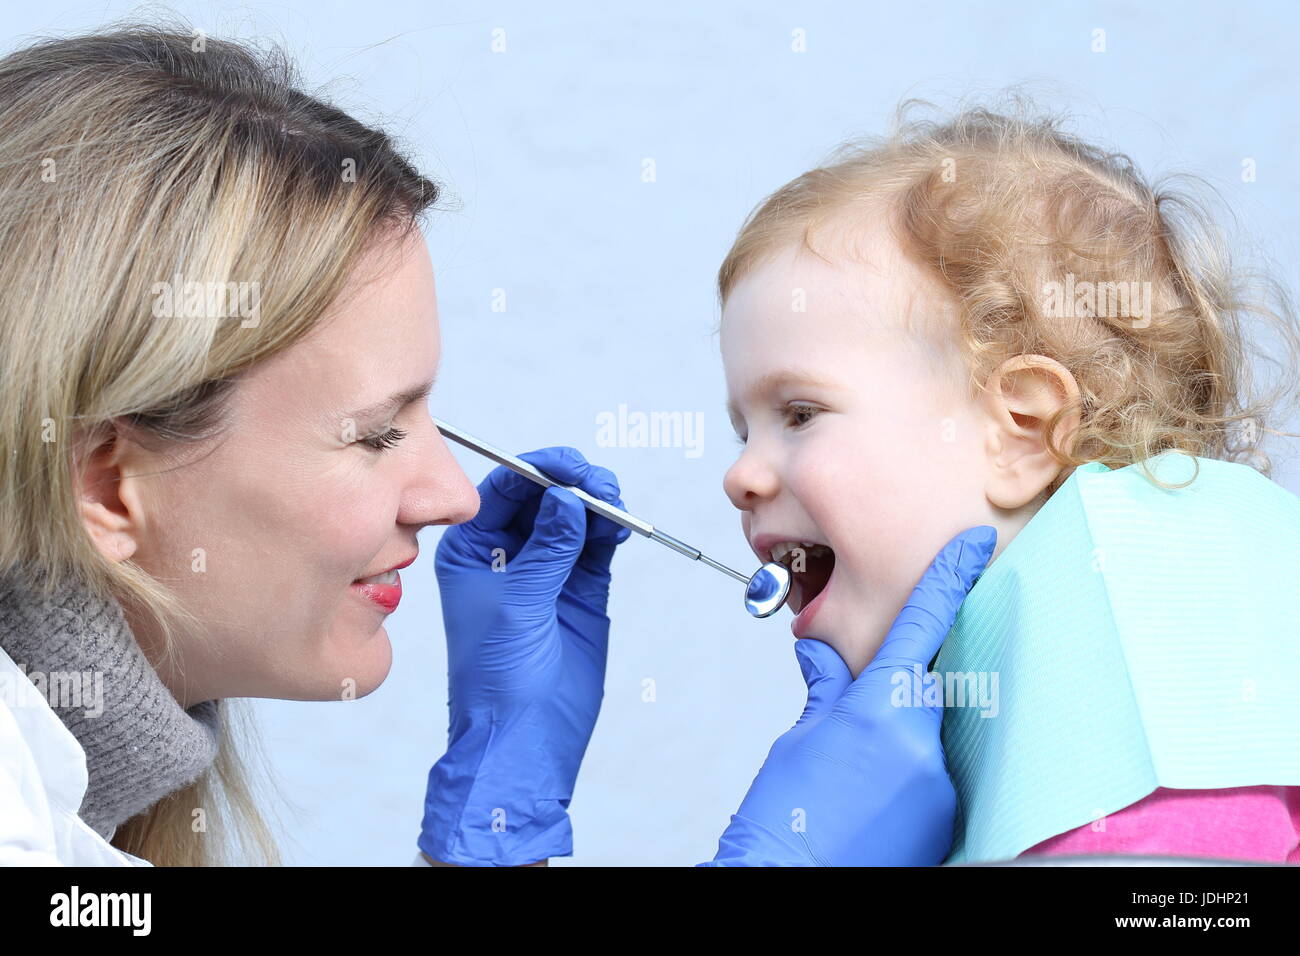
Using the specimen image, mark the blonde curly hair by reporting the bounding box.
[718,96,1300,495]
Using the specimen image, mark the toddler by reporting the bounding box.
[715,98,1300,863]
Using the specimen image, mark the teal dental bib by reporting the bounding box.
[934,450,1300,863]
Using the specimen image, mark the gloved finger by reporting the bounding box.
[583,463,623,498]
[581,466,632,546]
[510,486,589,595]
[566,514,626,609]
[570,499,628,585]
[518,445,596,484]
[792,639,852,725]
[862,525,996,677]
[464,446,591,534]
[501,449,624,548]
[566,480,633,608]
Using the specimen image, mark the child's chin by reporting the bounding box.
[818,605,879,677]
[800,614,850,666]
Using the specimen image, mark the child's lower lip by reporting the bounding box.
[350,572,402,612]
[791,571,832,638]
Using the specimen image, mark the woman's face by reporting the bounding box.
[720,230,1077,678]
[111,228,480,707]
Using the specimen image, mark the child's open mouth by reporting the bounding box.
[769,541,836,615]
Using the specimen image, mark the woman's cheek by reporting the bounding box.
[323,495,396,576]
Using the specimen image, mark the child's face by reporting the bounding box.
[721,230,1022,677]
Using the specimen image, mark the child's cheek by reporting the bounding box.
[796,437,953,676]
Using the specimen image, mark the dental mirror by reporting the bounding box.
[744,562,793,618]
[435,418,792,619]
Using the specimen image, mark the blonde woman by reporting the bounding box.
[0,23,994,867]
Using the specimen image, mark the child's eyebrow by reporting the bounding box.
[726,368,832,426]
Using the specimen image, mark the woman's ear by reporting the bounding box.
[980,354,1082,510]
[73,422,149,563]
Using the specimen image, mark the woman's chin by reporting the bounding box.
[307,628,393,701]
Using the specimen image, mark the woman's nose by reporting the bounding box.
[399,423,480,528]
[723,443,780,511]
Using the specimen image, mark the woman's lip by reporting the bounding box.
[791,566,832,638]
[350,571,402,613]
[353,553,418,582]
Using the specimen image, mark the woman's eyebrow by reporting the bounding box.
[344,374,437,421]
[725,368,830,424]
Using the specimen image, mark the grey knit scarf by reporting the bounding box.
[0,569,219,840]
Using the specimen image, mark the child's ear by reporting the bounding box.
[980,354,1081,510]
[73,421,151,563]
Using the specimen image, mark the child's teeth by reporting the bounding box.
[357,568,398,585]
[771,541,828,564]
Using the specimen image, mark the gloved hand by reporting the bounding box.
[700,525,997,866]
[419,446,630,867]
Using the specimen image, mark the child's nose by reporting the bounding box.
[723,445,780,511]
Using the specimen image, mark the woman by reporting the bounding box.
[0,23,994,867]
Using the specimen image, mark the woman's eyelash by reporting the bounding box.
[359,426,408,451]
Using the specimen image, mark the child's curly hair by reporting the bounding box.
[717,95,1300,495]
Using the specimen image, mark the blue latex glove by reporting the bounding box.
[700,526,997,866]
[419,446,630,866]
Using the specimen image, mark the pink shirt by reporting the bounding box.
[1017,786,1300,863]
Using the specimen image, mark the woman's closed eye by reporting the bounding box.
[359,426,408,451]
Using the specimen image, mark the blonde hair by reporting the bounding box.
[718,96,1300,495]
[0,19,440,865]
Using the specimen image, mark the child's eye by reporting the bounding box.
[359,426,408,451]
[784,403,821,429]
